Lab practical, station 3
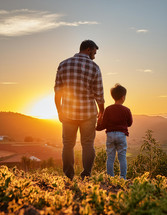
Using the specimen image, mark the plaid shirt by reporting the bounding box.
[54,53,104,120]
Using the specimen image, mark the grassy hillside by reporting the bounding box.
[0,166,167,214]
[1,131,167,214]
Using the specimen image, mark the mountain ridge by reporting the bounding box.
[0,112,167,147]
[0,111,61,143]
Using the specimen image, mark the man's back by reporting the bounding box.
[55,53,104,120]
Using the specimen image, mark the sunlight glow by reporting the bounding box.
[27,94,58,119]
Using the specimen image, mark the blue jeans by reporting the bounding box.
[106,131,127,179]
[62,116,96,180]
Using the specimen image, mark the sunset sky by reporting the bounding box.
[0,0,167,119]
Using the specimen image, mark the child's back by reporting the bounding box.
[96,84,133,179]
[96,103,132,136]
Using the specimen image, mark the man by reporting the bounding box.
[54,40,104,180]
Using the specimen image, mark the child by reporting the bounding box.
[96,84,133,179]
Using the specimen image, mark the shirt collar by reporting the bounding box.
[74,53,90,59]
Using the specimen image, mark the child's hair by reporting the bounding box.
[110,84,127,101]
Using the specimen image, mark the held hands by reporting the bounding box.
[97,111,103,125]
[96,111,104,131]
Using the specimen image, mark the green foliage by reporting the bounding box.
[93,148,107,173]
[21,156,62,174]
[114,157,120,176]
[2,130,167,214]
[74,150,83,176]
[93,130,167,179]
[93,148,120,176]
[127,130,167,179]
[1,166,167,214]
[41,157,55,169]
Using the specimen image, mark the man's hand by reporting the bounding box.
[55,91,63,122]
[97,103,104,121]
[97,111,103,123]
[58,111,64,123]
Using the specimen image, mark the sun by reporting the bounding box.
[25,94,58,119]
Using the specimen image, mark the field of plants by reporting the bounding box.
[0,165,167,215]
[1,130,167,214]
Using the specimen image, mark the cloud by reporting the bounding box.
[0,10,8,15]
[130,27,149,34]
[136,29,149,33]
[159,95,167,98]
[106,72,118,75]
[137,69,153,73]
[0,9,98,36]
[0,82,18,85]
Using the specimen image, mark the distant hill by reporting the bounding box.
[126,115,167,152]
[0,112,62,144]
[0,112,167,148]
[129,115,167,144]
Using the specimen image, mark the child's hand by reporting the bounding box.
[96,116,104,131]
[96,111,105,131]
[97,111,103,122]
[97,115,103,127]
